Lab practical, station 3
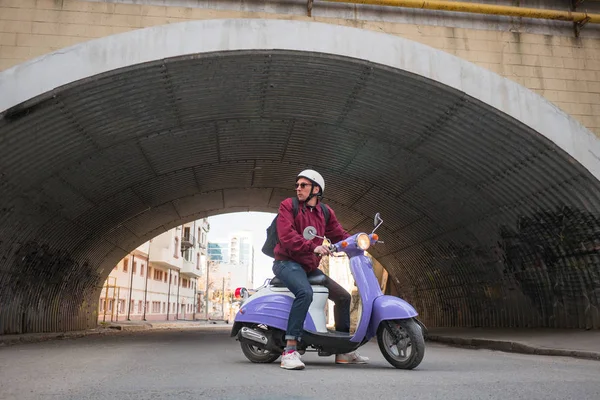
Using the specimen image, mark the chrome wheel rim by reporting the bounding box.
[244,343,272,357]
[382,324,413,362]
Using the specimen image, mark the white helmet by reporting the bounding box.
[297,169,325,194]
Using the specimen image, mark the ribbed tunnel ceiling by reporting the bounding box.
[1,50,600,334]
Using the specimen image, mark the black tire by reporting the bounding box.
[377,318,425,369]
[240,341,281,363]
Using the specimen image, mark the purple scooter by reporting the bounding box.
[231,213,426,369]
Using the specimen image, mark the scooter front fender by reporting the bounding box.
[233,294,316,333]
[367,295,418,339]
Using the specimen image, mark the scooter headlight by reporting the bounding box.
[356,233,371,250]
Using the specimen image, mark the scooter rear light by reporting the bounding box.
[372,234,379,241]
[341,241,348,248]
[234,287,243,299]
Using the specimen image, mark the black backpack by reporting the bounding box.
[262,197,330,258]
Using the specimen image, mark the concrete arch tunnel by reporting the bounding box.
[1,19,600,335]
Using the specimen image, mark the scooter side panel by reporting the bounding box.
[234,294,316,332]
[350,255,381,343]
[367,295,418,339]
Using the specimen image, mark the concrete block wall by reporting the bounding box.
[0,0,599,135]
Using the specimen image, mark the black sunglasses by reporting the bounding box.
[295,182,311,189]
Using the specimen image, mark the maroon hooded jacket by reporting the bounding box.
[274,197,349,273]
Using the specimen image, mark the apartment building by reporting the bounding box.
[208,231,254,289]
[99,218,210,322]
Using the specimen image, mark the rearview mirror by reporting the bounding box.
[373,213,383,233]
[303,226,317,240]
[374,213,381,227]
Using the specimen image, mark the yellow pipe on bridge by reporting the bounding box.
[322,0,600,24]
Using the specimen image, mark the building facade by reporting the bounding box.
[99,218,210,322]
[208,231,254,287]
[204,231,255,321]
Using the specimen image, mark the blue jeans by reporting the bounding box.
[272,260,352,341]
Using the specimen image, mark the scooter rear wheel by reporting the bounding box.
[377,318,425,369]
[240,342,281,363]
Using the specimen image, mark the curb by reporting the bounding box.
[427,335,600,361]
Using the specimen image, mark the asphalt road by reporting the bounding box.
[1,327,599,400]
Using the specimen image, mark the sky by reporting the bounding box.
[207,211,276,287]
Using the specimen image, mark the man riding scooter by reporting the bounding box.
[273,169,369,370]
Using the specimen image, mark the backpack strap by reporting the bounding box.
[290,197,327,223]
[292,197,299,218]
[320,202,330,226]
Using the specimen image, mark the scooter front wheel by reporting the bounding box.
[377,318,425,370]
[240,342,281,363]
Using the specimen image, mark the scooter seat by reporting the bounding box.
[270,275,327,287]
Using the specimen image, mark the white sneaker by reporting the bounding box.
[280,351,305,370]
[335,350,369,364]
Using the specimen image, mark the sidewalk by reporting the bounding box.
[0,320,231,346]
[427,328,600,361]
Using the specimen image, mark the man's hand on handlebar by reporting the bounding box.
[313,245,332,256]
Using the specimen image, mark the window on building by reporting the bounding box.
[196,253,201,270]
[138,300,142,313]
[164,272,167,283]
[174,237,179,258]
[146,301,149,313]
[140,264,144,277]
[99,298,105,312]
[184,227,190,241]
[123,258,129,272]
[130,300,135,313]
[132,261,137,275]
[118,300,125,314]
[108,299,114,312]
[162,302,165,314]
[154,269,164,281]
